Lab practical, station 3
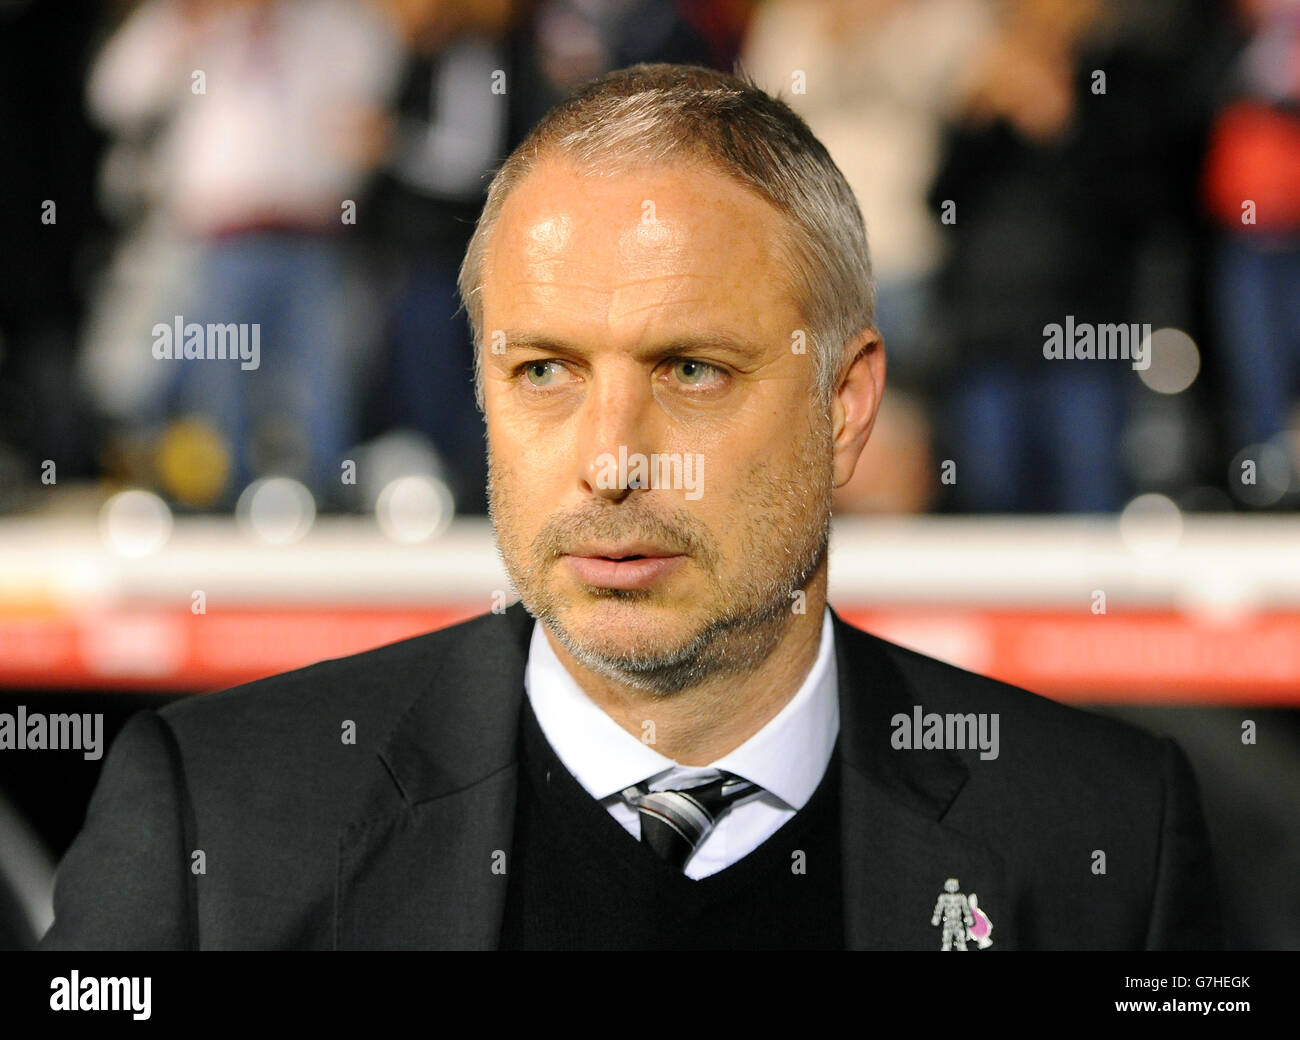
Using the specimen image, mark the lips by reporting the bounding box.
[567,542,679,559]
[564,545,686,590]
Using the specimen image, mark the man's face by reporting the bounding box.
[481,156,834,693]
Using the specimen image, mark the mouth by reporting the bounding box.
[564,545,686,590]
[568,542,679,559]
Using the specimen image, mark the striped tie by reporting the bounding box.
[622,772,761,870]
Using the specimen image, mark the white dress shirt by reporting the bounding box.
[523,608,840,879]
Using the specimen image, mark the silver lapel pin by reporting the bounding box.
[931,877,993,950]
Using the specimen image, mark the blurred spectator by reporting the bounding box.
[743,0,995,516]
[82,0,402,508]
[929,0,1207,513]
[511,0,715,130]
[744,0,995,381]
[364,0,519,515]
[1202,0,1300,469]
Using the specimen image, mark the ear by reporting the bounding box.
[830,328,885,489]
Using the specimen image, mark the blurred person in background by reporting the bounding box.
[510,0,717,131]
[929,0,1209,513]
[743,0,995,385]
[82,0,402,510]
[743,0,996,515]
[364,0,519,516]
[1201,0,1300,489]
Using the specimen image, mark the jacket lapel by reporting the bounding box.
[832,610,1012,950]
[335,603,534,950]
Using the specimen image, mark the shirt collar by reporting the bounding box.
[523,607,839,810]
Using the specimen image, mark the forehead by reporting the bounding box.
[481,156,801,333]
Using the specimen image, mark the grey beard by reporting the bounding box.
[529,529,828,696]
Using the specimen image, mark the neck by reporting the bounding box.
[543,566,829,765]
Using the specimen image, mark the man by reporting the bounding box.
[41,64,1220,950]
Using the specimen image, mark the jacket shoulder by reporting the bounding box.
[842,618,1170,754]
[148,608,524,820]
[157,609,505,744]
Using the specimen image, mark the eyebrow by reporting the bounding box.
[496,331,766,364]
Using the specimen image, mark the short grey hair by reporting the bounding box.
[457,62,875,412]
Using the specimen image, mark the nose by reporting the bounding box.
[577,364,655,501]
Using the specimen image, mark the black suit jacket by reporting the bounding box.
[39,604,1221,950]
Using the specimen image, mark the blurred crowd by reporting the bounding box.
[0,0,1297,518]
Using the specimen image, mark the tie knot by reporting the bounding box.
[674,772,758,813]
[623,771,762,871]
